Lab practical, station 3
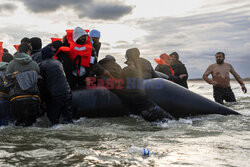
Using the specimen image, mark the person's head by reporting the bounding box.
[73,27,88,45]
[160,53,171,64]
[30,37,42,52]
[18,42,32,55]
[125,48,140,64]
[169,52,179,62]
[20,37,31,44]
[62,35,70,47]
[105,55,116,61]
[3,48,8,53]
[89,29,101,43]
[51,40,62,52]
[2,53,13,62]
[215,52,225,64]
[41,45,55,60]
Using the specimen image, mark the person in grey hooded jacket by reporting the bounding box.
[6,44,39,74]
[5,43,40,126]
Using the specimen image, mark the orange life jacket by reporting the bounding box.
[51,38,62,43]
[13,44,19,52]
[0,42,3,62]
[54,29,93,68]
[154,58,175,76]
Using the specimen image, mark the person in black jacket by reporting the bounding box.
[98,55,122,80]
[169,52,188,88]
[125,48,158,79]
[39,46,73,125]
[30,37,43,64]
[119,62,174,122]
[96,52,174,122]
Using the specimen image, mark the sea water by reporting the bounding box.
[0,81,249,167]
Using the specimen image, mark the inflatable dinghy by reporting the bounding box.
[72,78,240,119]
[0,78,240,123]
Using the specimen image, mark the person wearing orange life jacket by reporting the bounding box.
[51,38,62,43]
[155,53,175,80]
[55,27,106,89]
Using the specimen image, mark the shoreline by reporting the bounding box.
[188,79,250,84]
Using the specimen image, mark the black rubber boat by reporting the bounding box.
[72,78,240,119]
[0,78,240,123]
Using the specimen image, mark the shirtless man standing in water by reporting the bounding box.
[203,52,247,105]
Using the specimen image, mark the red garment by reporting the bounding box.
[160,53,171,62]
[54,29,93,67]
[51,38,62,43]
[0,42,3,62]
[14,44,20,52]
[154,57,174,76]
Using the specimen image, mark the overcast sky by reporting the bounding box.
[0,0,249,78]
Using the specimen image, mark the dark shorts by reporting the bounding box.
[213,86,236,105]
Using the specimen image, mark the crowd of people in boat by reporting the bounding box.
[0,26,247,127]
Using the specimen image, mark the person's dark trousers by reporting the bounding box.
[0,98,12,126]
[213,86,236,105]
[46,94,73,126]
[10,97,40,126]
[113,89,174,121]
[112,89,152,115]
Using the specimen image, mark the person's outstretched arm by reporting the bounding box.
[230,64,247,93]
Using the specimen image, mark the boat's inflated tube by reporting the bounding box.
[155,71,169,80]
[72,87,128,118]
[144,78,240,118]
[72,78,240,119]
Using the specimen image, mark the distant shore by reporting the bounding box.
[188,78,250,83]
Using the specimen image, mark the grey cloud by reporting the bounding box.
[100,47,111,51]
[88,4,132,20]
[231,55,250,78]
[0,26,55,41]
[116,41,129,44]
[0,26,58,54]
[102,42,111,47]
[18,0,85,12]
[113,42,135,49]
[100,42,111,51]
[17,0,133,20]
[0,3,17,13]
